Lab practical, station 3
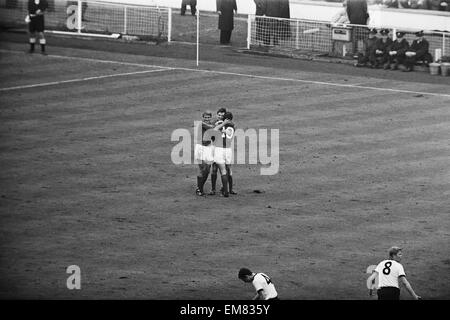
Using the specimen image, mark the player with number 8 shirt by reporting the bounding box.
[368,246,421,300]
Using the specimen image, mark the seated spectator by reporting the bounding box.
[427,0,450,9]
[369,28,393,68]
[411,0,430,9]
[387,31,409,70]
[403,30,433,71]
[354,28,378,67]
[440,0,450,10]
[382,0,399,7]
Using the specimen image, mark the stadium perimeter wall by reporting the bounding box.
[101,0,450,31]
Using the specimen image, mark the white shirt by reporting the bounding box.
[252,273,278,300]
[375,260,406,289]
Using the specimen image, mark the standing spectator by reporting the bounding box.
[367,247,421,300]
[238,268,279,300]
[264,0,290,45]
[404,30,432,72]
[254,0,267,44]
[278,0,291,41]
[216,0,237,45]
[181,0,196,16]
[355,27,378,67]
[387,31,409,70]
[346,0,369,25]
[369,28,392,68]
[27,0,48,55]
[346,0,370,54]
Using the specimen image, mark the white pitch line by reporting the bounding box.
[0,68,172,92]
[1,49,449,98]
[174,67,450,99]
[0,49,173,70]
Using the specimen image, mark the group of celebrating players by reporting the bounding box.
[195,108,236,197]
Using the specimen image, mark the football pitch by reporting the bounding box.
[0,34,449,299]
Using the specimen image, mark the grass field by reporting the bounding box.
[0,31,450,300]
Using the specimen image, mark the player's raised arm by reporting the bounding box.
[213,118,229,130]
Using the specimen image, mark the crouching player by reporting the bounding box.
[212,112,235,197]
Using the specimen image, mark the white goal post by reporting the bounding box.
[0,0,172,41]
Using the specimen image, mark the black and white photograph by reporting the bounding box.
[0,0,449,314]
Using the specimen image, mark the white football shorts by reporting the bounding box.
[213,146,232,165]
[194,144,214,163]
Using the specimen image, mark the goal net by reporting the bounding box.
[0,0,171,41]
[247,15,450,58]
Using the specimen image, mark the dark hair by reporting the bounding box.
[224,111,233,120]
[238,268,252,279]
[388,246,402,258]
[217,107,227,114]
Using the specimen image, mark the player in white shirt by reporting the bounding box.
[238,268,279,300]
[368,246,421,300]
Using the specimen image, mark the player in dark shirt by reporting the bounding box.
[209,108,226,195]
[27,0,48,54]
[212,111,236,197]
[195,111,228,196]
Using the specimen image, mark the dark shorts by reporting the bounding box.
[377,287,400,300]
[29,15,45,33]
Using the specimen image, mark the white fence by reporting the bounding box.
[247,15,450,59]
[0,0,172,41]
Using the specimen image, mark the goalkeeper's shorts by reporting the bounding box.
[29,15,45,32]
[194,144,214,163]
[213,146,232,165]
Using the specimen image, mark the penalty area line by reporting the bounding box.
[0,68,173,92]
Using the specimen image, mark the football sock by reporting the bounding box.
[197,176,203,192]
[228,175,233,193]
[39,38,46,52]
[29,38,36,52]
[200,172,209,191]
[211,174,217,191]
[221,175,229,196]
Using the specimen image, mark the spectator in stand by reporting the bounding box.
[387,31,409,70]
[369,28,393,68]
[403,30,433,72]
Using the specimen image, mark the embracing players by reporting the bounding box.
[194,110,229,196]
